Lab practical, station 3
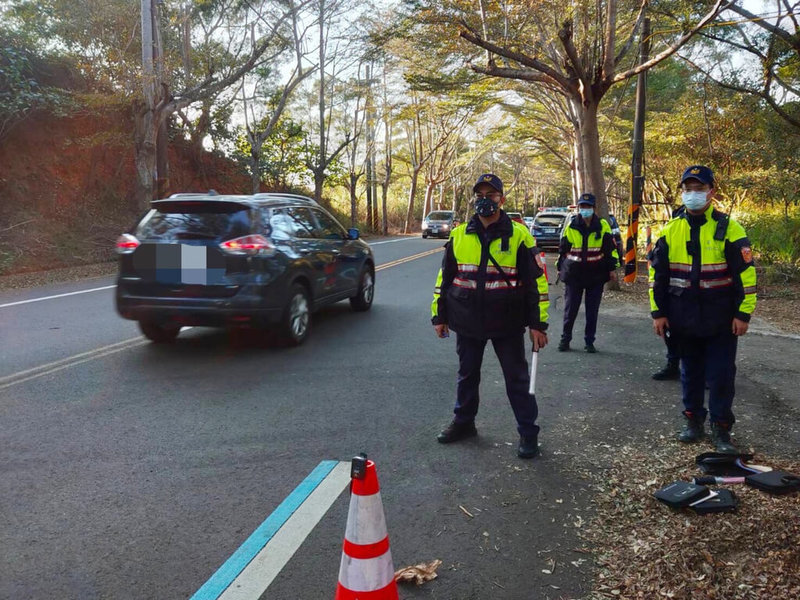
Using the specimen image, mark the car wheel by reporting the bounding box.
[422,233,428,238]
[139,321,181,343]
[280,283,311,345]
[350,266,374,312]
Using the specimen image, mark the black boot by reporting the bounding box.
[517,435,539,459]
[437,420,477,444]
[558,338,570,352]
[709,423,738,454]
[678,417,705,443]
[652,360,679,380]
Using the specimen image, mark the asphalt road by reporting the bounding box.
[2,237,799,600]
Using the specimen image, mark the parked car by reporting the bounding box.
[530,210,569,251]
[115,192,374,345]
[506,212,526,225]
[422,210,457,238]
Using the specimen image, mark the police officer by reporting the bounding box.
[651,206,686,381]
[649,166,757,454]
[556,193,620,353]
[431,174,550,459]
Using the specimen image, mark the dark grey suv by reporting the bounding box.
[115,192,374,345]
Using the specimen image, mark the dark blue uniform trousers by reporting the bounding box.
[561,281,604,345]
[679,332,738,426]
[453,332,539,438]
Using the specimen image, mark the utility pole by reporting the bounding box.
[365,64,374,231]
[624,17,650,284]
[152,0,169,199]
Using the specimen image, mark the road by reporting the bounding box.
[2,236,799,600]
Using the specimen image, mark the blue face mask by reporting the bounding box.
[474,196,499,217]
[682,190,708,211]
[579,208,594,219]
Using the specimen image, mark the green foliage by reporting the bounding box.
[738,212,800,282]
[0,29,75,141]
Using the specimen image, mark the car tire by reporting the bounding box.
[422,233,428,238]
[139,321,181,343]
[350,265,375,312]
[280,283,311,346]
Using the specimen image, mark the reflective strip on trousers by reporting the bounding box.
[338,550,396,592]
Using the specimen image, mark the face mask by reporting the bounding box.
[682,190,708,211]
[474,196,499,217]
[579,208,594,219]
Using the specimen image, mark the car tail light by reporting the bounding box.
[219,234,275,256]
[115,234,140,254]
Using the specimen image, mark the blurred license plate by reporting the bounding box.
[544,228,556,233]
[430,227,439,233]
[135,244,225,285]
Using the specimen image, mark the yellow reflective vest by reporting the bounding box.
[557,214,620,286]
[649,204,757,337]
[431,212,549,339]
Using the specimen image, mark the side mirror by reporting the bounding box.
[347,228,360,240]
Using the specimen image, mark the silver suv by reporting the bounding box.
[422,210,456,239]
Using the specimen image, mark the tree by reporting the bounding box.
[409,0,728,216]
[239,6,317,193]
[137,0,309,210]
[678,1,800,130]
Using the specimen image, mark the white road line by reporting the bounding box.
[369,237,418,245]
[0,285,116,308]
[218,461,351,600]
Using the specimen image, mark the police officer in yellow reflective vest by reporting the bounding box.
[649,166,757,454]
[431,174,550,459]
[556,193,620,353]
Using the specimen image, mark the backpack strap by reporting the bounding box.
[487,252,517,288]
[712,210,729,241]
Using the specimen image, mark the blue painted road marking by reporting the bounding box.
[190,460,339,600]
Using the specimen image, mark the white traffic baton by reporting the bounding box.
[528,350,538,396]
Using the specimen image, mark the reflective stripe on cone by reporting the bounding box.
[335,460,399,600]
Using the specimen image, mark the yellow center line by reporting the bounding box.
[376,247,443,271]
[0,249,444,390]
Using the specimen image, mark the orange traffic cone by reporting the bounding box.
[537,250,550,284]
[335,456,399,600]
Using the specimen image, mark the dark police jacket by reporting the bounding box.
[431,212,549,339]
[556,214,619,287]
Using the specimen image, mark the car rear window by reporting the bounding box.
[426,212,453,221]
[136,201,252,241]
[534,214,566,227]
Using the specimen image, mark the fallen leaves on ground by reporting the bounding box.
[569,441,800,599]
[395,559,443,585]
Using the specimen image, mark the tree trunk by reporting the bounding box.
[423,182,435,217]
[134,104,156,213]
[350,173,358,227]
[404,167,420,233]
[577,100,608,217]
[250,150,261,194]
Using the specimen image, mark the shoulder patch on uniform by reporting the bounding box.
[741,246,753,263]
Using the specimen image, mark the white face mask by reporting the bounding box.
[579,208,594,219]
[682,190,708,211]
